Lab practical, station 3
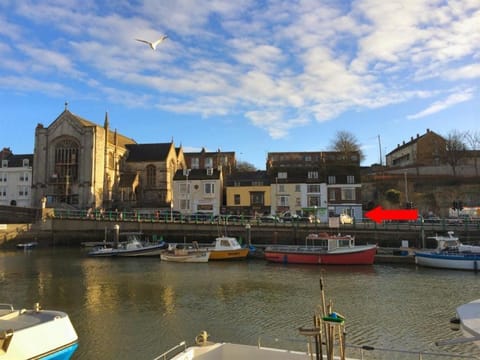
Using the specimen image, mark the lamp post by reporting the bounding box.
[170,201,173,222]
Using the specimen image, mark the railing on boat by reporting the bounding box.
[155,336,475,360]
[152,341,186,360]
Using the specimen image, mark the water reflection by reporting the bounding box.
[0,249,478,359]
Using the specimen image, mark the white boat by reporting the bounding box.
[16,241,38,249]
[161,243,210,263]
[0,303,78,360]
[88,232,167,257]
[456,299,480,347]
[414,231,480,270]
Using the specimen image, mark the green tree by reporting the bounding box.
[236,160,257,172]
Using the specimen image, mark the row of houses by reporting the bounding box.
[0,108,363,221]
[1,107,477,220]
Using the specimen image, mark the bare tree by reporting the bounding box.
[465,130,480,176]
[236,160,257,172]
[444,130,467,176]
[330,130,365,162]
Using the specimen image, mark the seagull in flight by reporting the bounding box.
[135,35,168,50]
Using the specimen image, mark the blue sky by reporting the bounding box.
[1,0,478,169]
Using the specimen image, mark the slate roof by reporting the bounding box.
[173,168,221,180]
[0,148,33,167]
[125,143,173,162]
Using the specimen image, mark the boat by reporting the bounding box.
[88,232,167,257]
[161,243,210,263]
[0,302,78,360]
[264,232,377,265]
[201,236,249,260]
[455,299,480,347]
[16,241,38,249]
[414,231,480,270]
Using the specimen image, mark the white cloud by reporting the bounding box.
[407,89,475,120]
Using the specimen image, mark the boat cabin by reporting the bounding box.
[305,233,355,251]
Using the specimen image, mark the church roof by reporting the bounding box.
[125,143,174,162]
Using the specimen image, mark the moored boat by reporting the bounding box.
[161,243,210,263]
[456,299,480,347]
[264,232,377,265]
[88,232,167,257]
[202,236,249,260]
[16,241,38,249]
[0,302,78,360]
[414,231,480,270]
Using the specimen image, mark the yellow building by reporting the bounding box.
[225,171,271,216]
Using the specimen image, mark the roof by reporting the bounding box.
[125,143,173,162]
[0,148,33,167]
[46,110,136,147]
[224,171,270,186]
[386,129,444,156]
[173,168,221,180]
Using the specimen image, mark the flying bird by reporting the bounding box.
[135,35,168,50]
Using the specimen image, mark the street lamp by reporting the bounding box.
[170,201,173,222]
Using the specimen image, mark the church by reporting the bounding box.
[32,106,185,210]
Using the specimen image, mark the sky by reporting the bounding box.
[0,0,479,170]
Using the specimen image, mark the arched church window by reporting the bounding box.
[54,139,79,181]
[146,165,156,186]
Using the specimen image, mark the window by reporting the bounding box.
[307,195,320,207]
[252,181,264,186]
[0,186,6,198]
[295,184,301,192]
[205,157,213,168]
[277,172,287,179]
[179,183,190,194]
[347,176,355,184]
[204,183,215,194]
[304,155,312,161]
[307,184,321,193]
[328,176,336,184]
[328,189,336,201]
[308,171,318,179]
[146,165,156,186]
[341,188,356,201]
[278,184,285,193]
[55,139,79,181]
[23,159,29,167]
[19,186,29,197]
[0,173,5,182]
[295,197,301,206]
[191,158,200,169]
[250,192,264,206]
[180,199,190,211]
[278,196,289,207]
[234,194,241,205]
[206,168,213,175]
[20,173,29,182]
[1,160,7,168]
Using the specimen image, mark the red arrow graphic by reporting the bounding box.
[365,206,418,224]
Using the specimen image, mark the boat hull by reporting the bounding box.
[88,244,166,257]
[161,251,210,263]
[264,245,377,265]
[0,307,78,360]
[415,252,480,271]
[208,248,250,260]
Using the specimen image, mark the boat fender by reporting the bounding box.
[195,331,210,346]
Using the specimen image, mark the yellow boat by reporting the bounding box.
[204,236,249,260]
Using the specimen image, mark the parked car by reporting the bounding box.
[340,213,354,224]
[281,212,311,223]
[259,215,283,223]
[187,212,212,222]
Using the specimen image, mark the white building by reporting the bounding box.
[0,148,33,207]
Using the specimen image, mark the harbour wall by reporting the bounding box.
[2,218,480,249]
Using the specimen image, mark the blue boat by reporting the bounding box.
[415,231,480,271]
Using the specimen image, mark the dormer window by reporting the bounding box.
[23,159,29,167]
[277,172,287,179]
[1,160,7,168]
[206,168,213,176]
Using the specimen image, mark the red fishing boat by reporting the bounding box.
[264,232,377,265]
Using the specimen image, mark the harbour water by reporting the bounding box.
[1,247,479,359]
